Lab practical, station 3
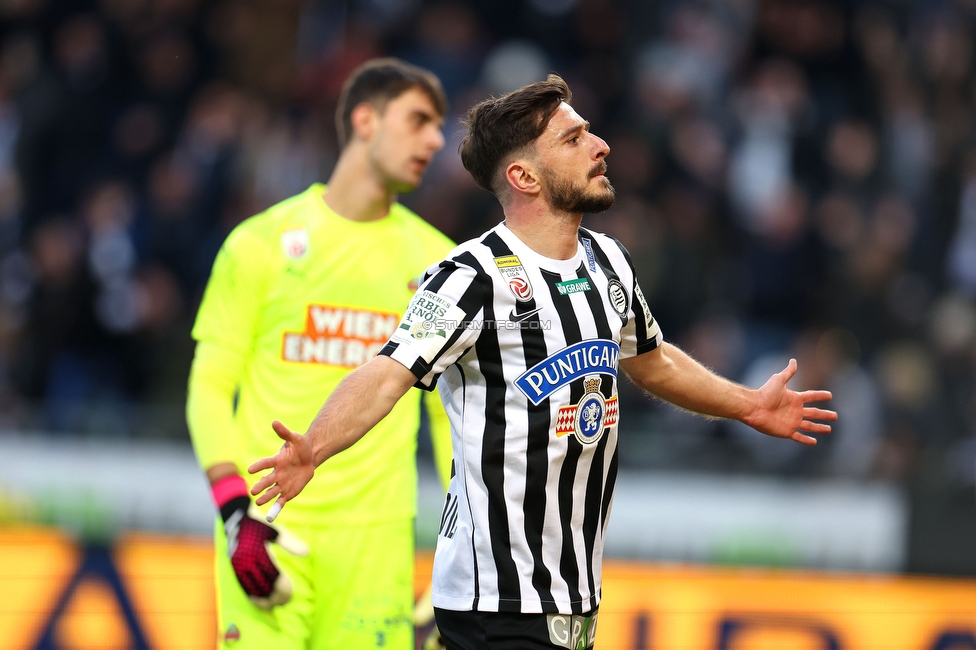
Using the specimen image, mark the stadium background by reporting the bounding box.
[1,0,976,648]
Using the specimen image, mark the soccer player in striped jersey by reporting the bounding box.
[247,74,838,650]
[186,59,455,649]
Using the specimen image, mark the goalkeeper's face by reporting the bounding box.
[369,87,446,194]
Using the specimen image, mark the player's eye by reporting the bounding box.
[413,112,436,128]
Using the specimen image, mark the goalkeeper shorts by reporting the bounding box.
[214,516,415,650]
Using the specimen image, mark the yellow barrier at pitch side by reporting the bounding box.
[2,527,975,649]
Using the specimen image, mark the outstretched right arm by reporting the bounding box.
[248,355,418,520]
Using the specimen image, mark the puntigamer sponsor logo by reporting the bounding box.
[556,278,591,295]
[515,340,619,405]
[282,305,399,367]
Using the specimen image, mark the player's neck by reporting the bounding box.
[322,154,394,223]
[503,207,582,260]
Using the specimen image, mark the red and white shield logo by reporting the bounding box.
[509,277,532,301]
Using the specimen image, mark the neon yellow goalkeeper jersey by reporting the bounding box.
[188,183,455,526]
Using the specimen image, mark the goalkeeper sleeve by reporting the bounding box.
[212,474,309,609]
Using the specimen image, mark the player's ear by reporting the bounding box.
[349,102,378,142]
[504,159,541,198]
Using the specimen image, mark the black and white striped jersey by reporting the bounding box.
[380,222,663,615]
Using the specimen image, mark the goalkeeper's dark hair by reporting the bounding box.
[336,58,447,149]
[459,74,572,195]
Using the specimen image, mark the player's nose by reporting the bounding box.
[592,134,609,160]
[428,126,445,153]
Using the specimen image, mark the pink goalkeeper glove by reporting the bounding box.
[212,474,309,609]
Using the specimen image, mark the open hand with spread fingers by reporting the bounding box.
[248,420,316,522]
[745,358,838,445]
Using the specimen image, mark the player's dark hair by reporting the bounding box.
[459,74,572,194]
[336,58,447,149]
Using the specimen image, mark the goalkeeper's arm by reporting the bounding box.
[187,340,307,609]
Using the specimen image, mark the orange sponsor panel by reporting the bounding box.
[0,527,80,650]
[3,531,976,649]
[282,304,400,367]
[113,533,215,650]
[596,561,976,649]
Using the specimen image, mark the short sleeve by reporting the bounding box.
[615,241,663,360]
[379,259,485,390]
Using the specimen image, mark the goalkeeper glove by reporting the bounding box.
[212,474,309,610]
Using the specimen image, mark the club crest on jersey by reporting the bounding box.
[607,279,628,319]
[555,377,617,446]
[281,228,309,259]
[515,340,619,405]
[224,622,241,645]
[494,255,533,302]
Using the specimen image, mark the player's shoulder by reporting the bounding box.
[222,186,318,255]
[389,203,455,252]
[416,233,499,289]
[442,230,502,270]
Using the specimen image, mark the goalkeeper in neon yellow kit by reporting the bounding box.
[186,59,454,649]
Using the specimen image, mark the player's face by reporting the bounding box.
[534,102,615,214]
[369,87,445,194]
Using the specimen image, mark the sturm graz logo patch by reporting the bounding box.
[607,279,628,319]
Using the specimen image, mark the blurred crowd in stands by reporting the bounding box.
[1,0,975,493]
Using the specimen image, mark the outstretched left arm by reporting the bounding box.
[619,342,837,444]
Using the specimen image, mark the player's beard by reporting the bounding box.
[542,162,616,214]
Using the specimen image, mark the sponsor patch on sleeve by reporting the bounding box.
[634,283,654,326]
[389,290,467,362]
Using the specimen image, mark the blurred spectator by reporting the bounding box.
[9,217,141,434]
[0,0,974,498]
